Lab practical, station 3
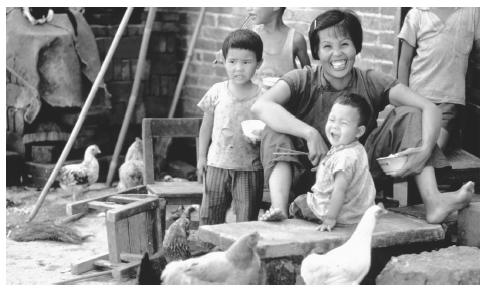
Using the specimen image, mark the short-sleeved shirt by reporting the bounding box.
[197,81,263,171]
[307,141,376,224]
[398,7,479,105]
[281,65,399,145]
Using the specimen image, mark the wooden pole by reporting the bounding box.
[167,7,206,118]
[26,8,134,223]
[105,8,157,187]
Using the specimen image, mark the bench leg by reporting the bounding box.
[393,180,408,207]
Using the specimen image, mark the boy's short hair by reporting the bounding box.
[308,9,363,60]
[222,29,263,62]
[334,93,371,127]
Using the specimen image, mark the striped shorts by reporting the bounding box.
[199,166,264,225]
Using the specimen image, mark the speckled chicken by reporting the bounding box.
[57,145,101,201]
[137,205,198,285]
[160,231,261,285]
[300,203,387,285]
[117,137,144,191]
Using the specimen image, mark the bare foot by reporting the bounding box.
[259,207,287,221]
[425,181,474,224]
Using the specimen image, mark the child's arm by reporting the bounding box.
[317,171,347,232]
[293,32,311,68]
[397,40,415,86]
[197,111,214,181]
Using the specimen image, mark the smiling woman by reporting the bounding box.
[252,8,474,225]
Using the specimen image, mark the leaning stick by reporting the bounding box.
[26,8,134,223]
[105,7,157,187]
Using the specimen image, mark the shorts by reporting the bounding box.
[437,103,462,133]
[289,194,321,223]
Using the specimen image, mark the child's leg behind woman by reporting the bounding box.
[231,170,264,222]
[199,166,232,225]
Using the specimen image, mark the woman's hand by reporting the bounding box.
[387,146,431,178]
[305,127,328,167]
[197,157,208,181]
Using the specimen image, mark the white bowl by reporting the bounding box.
[241,120,265,142]
[376,154,407,174]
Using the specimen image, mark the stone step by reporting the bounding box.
[376,245,479,284]
[198,211,446,260]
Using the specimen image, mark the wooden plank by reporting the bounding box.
[71,253,109,275]
[93,259,114,269]
[66,186,148,215]
[88,201,124,211]
[107,195,144,204]
[128,212,146,254]
[155,198,166,252]
[106,197,159,222]
[120,252,143,262]
[143,118,155,184]
[145,208,156,254]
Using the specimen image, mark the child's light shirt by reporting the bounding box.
[398,7,479,105]
[307,141,376,224]
[197,81,263,171]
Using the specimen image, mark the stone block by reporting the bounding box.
[198,213,445,260]
[457,202,480,247]
[376,246,480,285]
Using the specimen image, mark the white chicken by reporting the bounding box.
[57,144,101,201]
[161,231,261,285]
[117,137,144,191]
[300,203,387,285]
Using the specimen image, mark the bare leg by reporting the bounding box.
[436,128,450,151]
[259,161,292,221]
[414,166,474,224]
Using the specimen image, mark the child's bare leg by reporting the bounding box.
[414,166,474,224]
[259,161,291,221]
[436,128,450,151]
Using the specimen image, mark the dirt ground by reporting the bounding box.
[5,184,137,285]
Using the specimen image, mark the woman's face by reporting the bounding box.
[317,27,356,82]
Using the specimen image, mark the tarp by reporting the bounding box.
[6,8,107,124]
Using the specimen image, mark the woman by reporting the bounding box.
[251,9,474,224]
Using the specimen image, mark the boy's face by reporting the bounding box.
[247,7,277,24]
[317,27,356,82]
[224,48,261,85]
[325,103,365,147]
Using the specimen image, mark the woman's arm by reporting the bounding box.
[197,112,214,179]
[293,32,311,68]
[317,172,347,232]
[388,83,441,177]
[251,81,327,165]
[397,40,415,86]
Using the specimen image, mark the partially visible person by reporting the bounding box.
[397,7,480,151]
[197,29,264,225]
[252,9,474,225]
[247,7,310,85]
[289,94,376,232]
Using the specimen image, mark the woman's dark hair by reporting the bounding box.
[334,93,371,127]
[222,29,263,62]
[308,9,363,60]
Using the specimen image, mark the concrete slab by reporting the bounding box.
[198,211,445,259]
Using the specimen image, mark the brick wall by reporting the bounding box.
[157,7,400,118]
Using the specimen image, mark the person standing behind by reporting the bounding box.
[197,29,265,225]
[397,7,479,151]
[247,7,311,85]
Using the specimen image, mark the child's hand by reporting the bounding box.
[316,218,336,232]
[197,158,207,180]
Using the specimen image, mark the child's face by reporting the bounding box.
[317,27,356,82]
[247,7,277,24]
[224,48,261,85]
[325,103,365,147]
